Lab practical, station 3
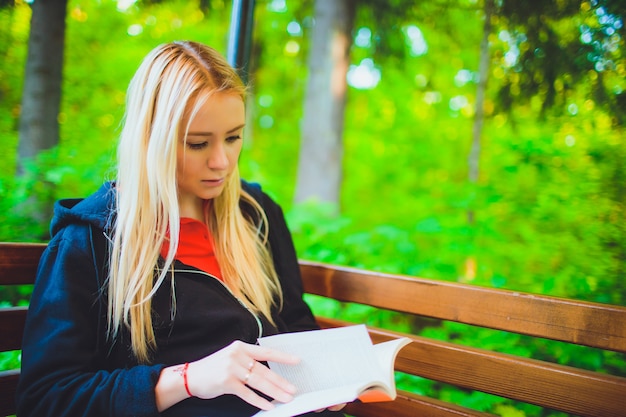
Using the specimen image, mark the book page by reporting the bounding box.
[253,385,362,417]
[258,325,384,395]
[372,337,412,388]
[357,337,412,403]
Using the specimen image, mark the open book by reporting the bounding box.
[252,324,411,417]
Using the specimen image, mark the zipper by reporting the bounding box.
[172,268,264,340]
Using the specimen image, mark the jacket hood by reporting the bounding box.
[50,182,116,238]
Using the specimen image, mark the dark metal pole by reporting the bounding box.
[227,0,256,84]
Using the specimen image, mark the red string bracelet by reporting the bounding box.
[174,362,193,397]
[183,362,193,397]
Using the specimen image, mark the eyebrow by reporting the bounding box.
[187,124,245,137]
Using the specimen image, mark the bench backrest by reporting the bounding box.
[299,261,626,417]
[1,243,44,417]
[1,242,625,417]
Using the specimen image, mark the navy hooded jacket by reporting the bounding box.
[16,181,342,417]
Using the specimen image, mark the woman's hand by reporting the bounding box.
[156,340,299,412]
[315,403,347,413]
[188,340,299,409]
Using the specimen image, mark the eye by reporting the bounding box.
[226,135,242,143]
[187,141,208,150]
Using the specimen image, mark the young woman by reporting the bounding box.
[16,41,345,417]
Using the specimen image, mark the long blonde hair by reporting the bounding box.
[109,41,282,363]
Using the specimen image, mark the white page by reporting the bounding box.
[372,337,412,389]
[258,325,383,395]
[252,384,362,417]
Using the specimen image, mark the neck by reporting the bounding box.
[179,200,206,222]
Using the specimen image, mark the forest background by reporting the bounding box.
[0,0,625,416]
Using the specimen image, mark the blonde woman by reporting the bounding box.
[17,41,345,417]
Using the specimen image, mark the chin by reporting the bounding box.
[200,188,226,201]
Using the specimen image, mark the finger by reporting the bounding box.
[240,359,255,385]
[244,344,300,365]
[232,383,276,411]
[328,403,347,411]
[245,367,295,403]
[314,403,347,413]
[249,361,297,394]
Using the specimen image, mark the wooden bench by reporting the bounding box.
[1,242,625,417]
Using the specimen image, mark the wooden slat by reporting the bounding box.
[0,243,40,417]
[0,308,28,352]
[345,390,494,417]
[1,245,625,417]
[0,370,19,417]
[317,318,626,417]
[301,261,626,353]
[0,242,46,286]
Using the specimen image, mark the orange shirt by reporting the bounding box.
[160,218,223,280]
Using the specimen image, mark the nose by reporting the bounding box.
[207,141,229,170]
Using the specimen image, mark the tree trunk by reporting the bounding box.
[16,0,67,237]
[294,0,355,208]
[18,0,67,170]
[467,0,493,217]
[464,0,493,281]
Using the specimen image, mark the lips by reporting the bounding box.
[202,178,224,185]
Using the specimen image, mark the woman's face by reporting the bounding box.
[176,92,245,218]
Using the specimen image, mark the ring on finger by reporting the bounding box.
[243,360,255,385]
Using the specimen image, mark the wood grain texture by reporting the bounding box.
[0,371,18,417]
[345,390,495,417]
[300,261,626,353]
[0,308,27,352]
[316,318,626,417]
[0,242,46,286]
[0,243,43,417]
[2,244,625,417]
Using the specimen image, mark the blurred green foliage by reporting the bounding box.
[0,1,624,415]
